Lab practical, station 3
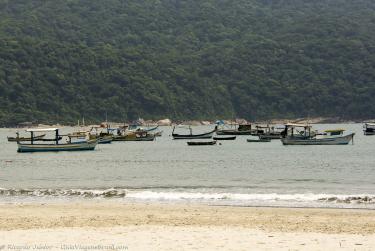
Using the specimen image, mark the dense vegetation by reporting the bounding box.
[0,0,375,126]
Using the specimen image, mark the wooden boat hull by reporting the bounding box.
[281,133,355,145]
[259,134,282,140]
[112,135,155,141]
[364,131,375,135]
[247,139,271,142]
[213,136,236,140]
[17,140,98,152]
[145,125,159,132]
[172,131,215,140]
[187,141,216,146]
[216,130,253,135]
[98,136,113,144]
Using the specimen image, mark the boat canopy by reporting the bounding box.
[26,128,59,132]
[365,123,375,126]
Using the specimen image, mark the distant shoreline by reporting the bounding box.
[1,117,373,129]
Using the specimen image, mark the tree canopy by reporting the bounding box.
[0,0,374,126]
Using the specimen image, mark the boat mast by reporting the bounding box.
[55,129,59,145]
[31,131,34,145]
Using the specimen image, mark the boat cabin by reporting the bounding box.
[323,129,345,137]
[283,123,315,138]
[238,124,253,131]
[25,128,60,144]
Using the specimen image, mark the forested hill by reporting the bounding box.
[0,0,375,126]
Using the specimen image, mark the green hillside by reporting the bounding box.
[0,0,375,126]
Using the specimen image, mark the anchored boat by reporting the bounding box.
[213,136,236,140]
[363,123,375,135]
[17,128,98,152]
[216,124,255,135]
[113,130,155,141]
[172,126,216,140]
[89,125,113,144]
[254,125,283,139]
[187,141,217,146]
[281,124,354,145]
[247,138,271,142]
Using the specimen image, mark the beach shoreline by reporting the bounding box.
[0,201,374,234]
[0,201,374,250]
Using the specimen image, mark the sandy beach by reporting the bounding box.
[0,202,374,250]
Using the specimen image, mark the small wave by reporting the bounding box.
[1,188,374,206]
[318,196,375,204]
[0,188,126,198]
[126,191,315,201]
[126,191,375,204]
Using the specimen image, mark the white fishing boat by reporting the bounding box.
[281,124,354,145]
[17,128,98,152]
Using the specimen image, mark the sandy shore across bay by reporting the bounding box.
[0,201,374,250]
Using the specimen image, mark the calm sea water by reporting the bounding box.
[0,124,374,209]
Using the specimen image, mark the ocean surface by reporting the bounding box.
[0,124,374,209]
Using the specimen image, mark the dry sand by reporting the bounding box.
[0,202,374,250]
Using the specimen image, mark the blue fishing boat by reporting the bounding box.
[17,128,98,152]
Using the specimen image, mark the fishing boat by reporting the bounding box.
[254,125,283,139]
[89,126,113,144]
[113,130,155,141]
[216,124,255,135]
[97,135,113,144]
[281,124,354,145]
[187,141,217,146]
[172,126,217,140]
[363,123,375,135]
[67,131,87,140]
[128,124,159,132]
[7,133,46,142]
[17,128,98,152]
[213,136,236,140]
[247,138,271,142]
